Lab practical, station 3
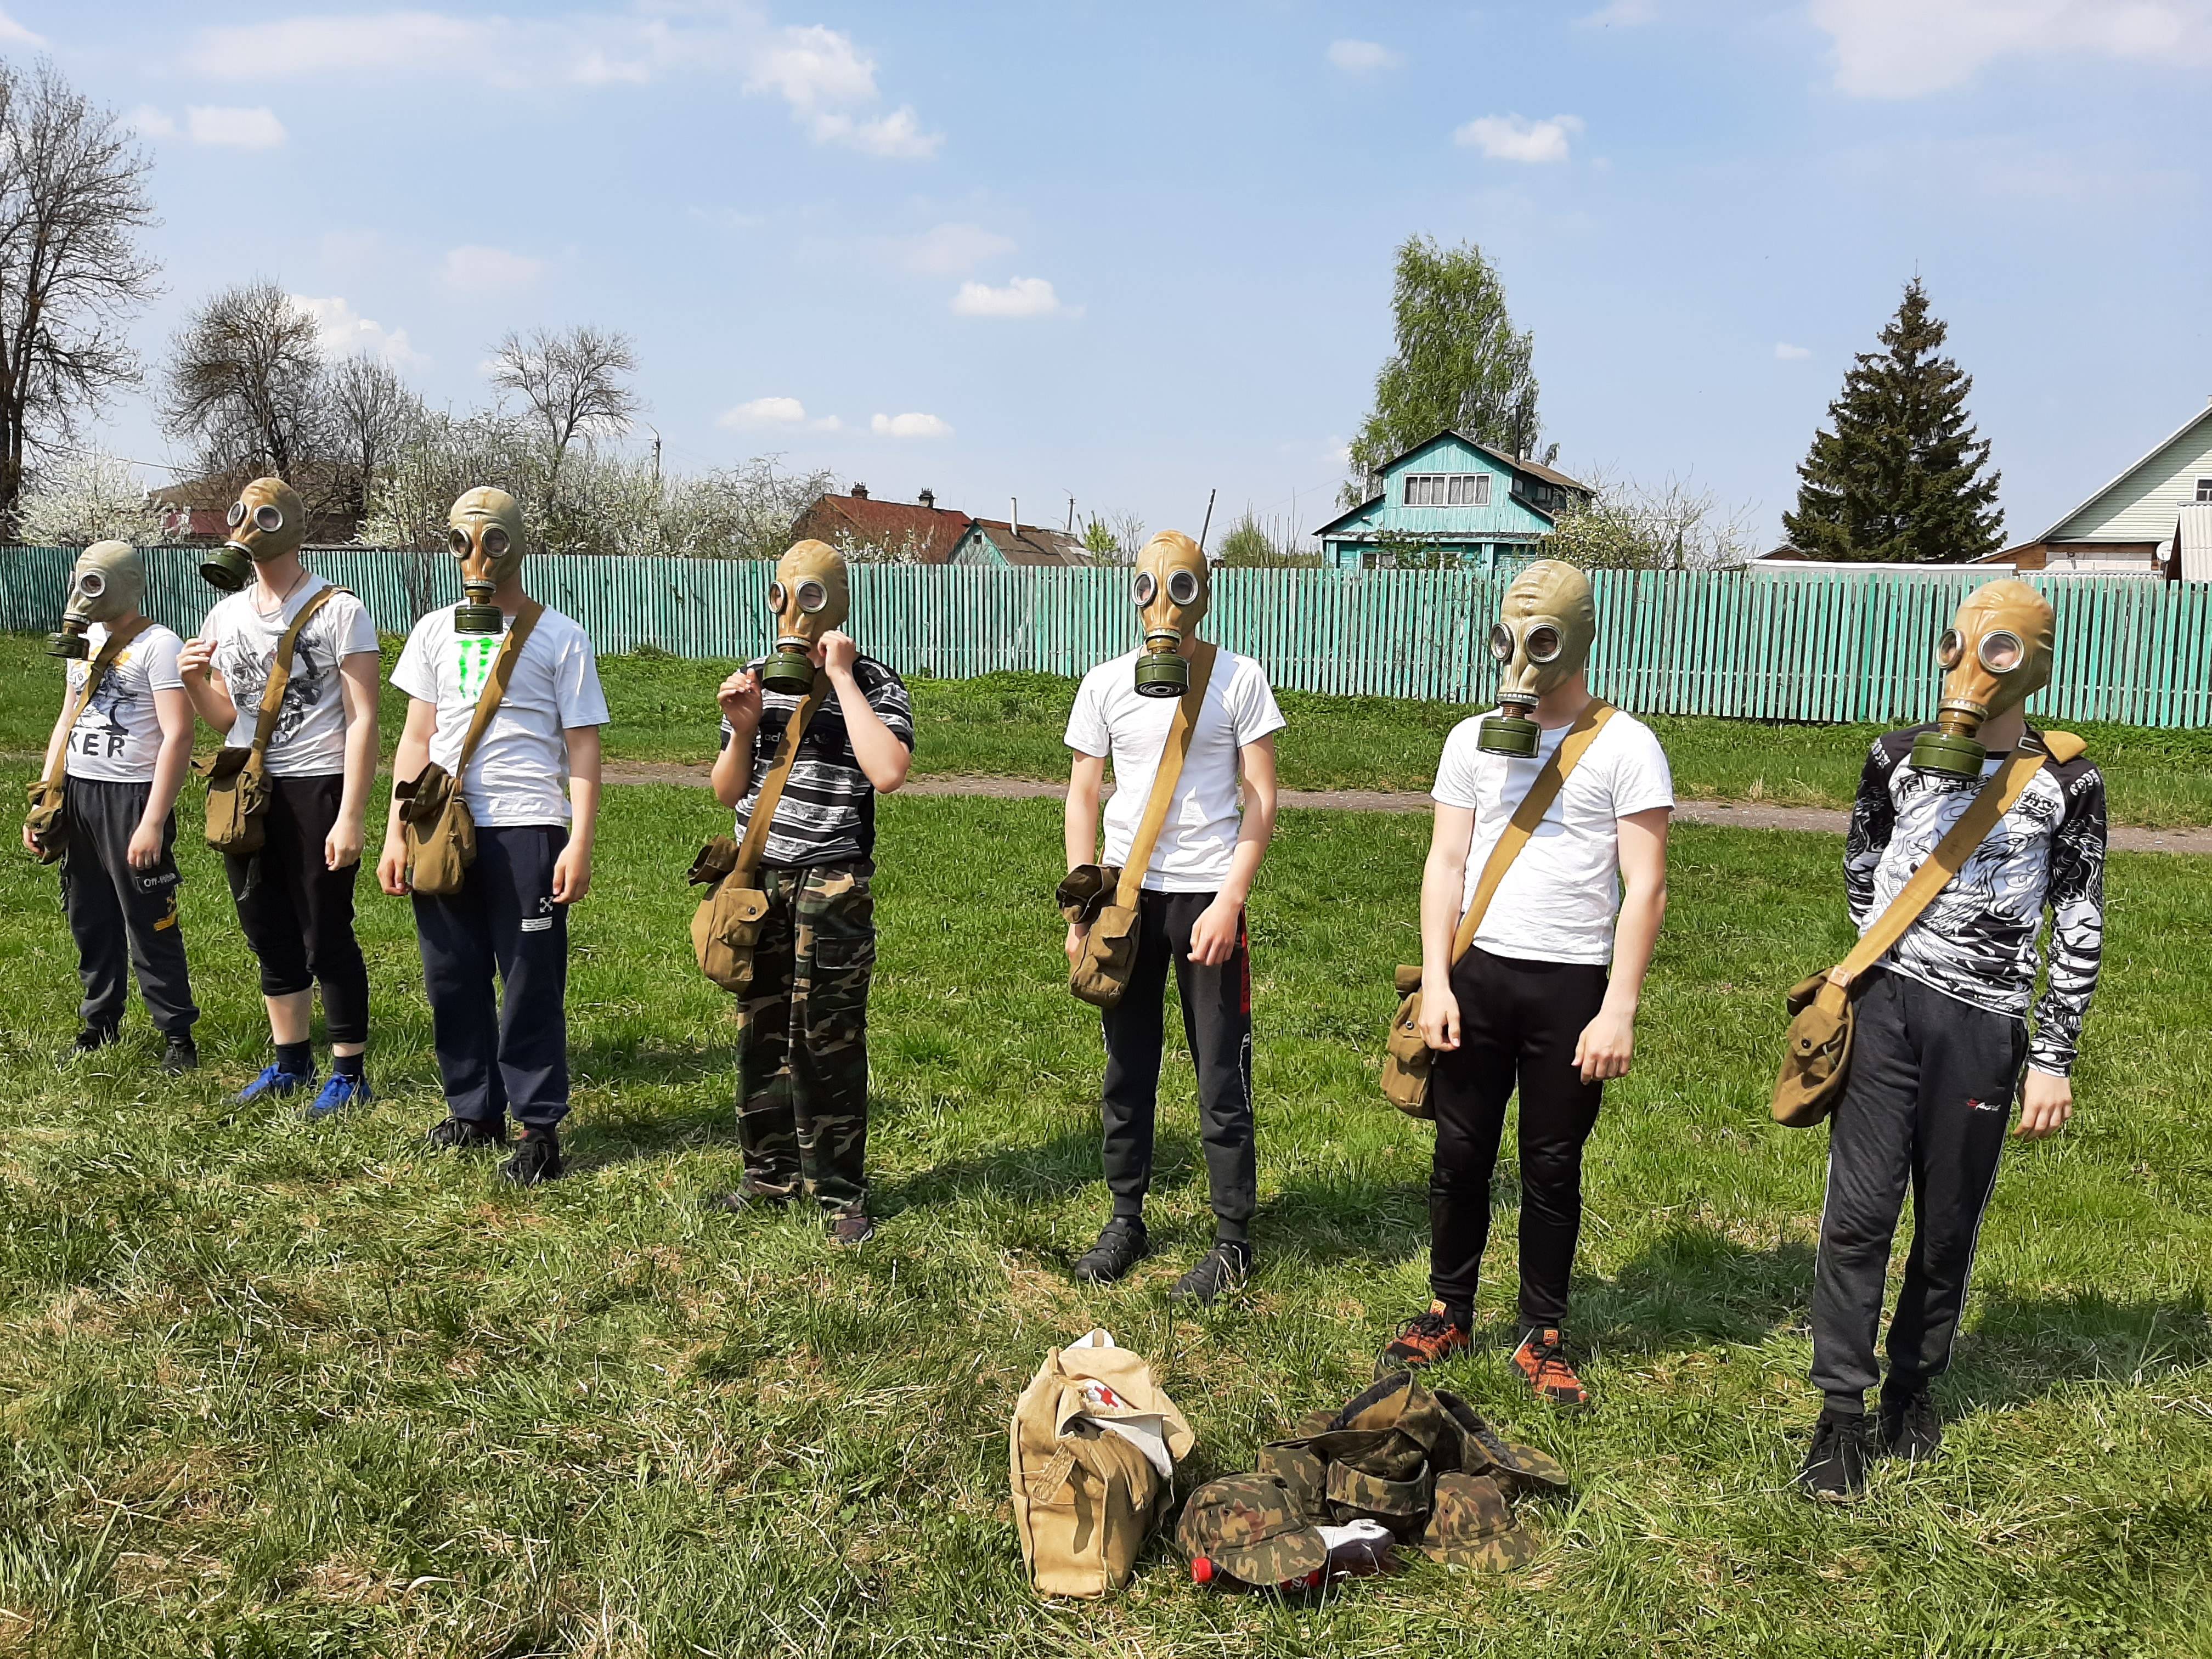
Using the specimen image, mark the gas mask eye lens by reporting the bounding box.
[227,501,247,527]
[449,528,472,555]
[769,581,787,611]
[1167,569,1199,606]
[1526,625,1562,664]
[482,526,510,557]
[1978,630,2024,673]
[1937,629,1963,669]
[796,579,828,614]
[79,572,105,597]
[1487,623,1514,663]
[1132,572,1156,607]
[253,504,283,533]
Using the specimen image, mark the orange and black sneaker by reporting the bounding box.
[1510,1327,1590,1407]
[1380,1306,1473,1372]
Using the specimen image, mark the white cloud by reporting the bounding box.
[184,11,493,77]
[1774,342,1812,360]
[185,106,288,148]
[897,221,1017,275]
[951,276,1064,318]
[743,23,943,157]
[0,8,44,45]
[1811,0,2212,98]
[1326,38,1402,72]
[1454,112,1585,163]
[125,106,178,139]
[717,396,841,432]
[442,244,544,294]
[871,411,951,439]
[1576,0,1657,25]
[290,294,428,366]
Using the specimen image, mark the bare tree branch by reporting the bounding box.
[160,278,330,484]
[486,323,641,500]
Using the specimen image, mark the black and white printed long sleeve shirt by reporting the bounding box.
[1845,725,2107,1075]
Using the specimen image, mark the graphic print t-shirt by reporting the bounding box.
[392,605,611,827]
[62,622,185,785]
[1431,709,1675,966]
[1063,647,1288,893]
[719,656,915,867]
[199,576,380,776]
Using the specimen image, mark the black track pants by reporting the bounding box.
[59,778,198,1037]
[1811,967,2026,1413]
[1098,889,1256,1243]
[222,772,370,1044]
[1429,946,1610,1330]
[411,826,572,1131]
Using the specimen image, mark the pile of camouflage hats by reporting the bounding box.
[1176,1370,1567,1586]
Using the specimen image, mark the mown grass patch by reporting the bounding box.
[1,772,2207,1655]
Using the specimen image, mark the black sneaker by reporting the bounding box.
[1877,1381,1943,1463]
[1797,1408,1872,1504]
[1073,1218,1148,1284]
[500,1130,563,1186]
[160,1035,199,1074]
[1171,1242,1252,1306]
[708,1176,797,1215]
[65,1024,119,1060]
[426,1115,506,1150]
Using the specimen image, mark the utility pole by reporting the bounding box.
[1198,487,1216,553]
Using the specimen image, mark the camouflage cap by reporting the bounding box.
[1324,1460,1434,1536]
[1432,1388,1570,1495]
[1175,1475,1329,1587]
[1254,1443,1328,1523]
[1420,1472,1542,1573]
[1335,1369,1455,1461]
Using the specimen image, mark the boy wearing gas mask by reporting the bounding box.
[707,540,913,1244]
[1798,580,2106,1503]
[177,477,382,1114]
[22,542,200,1069]
[1062,531,1285,1305]
[379,489,608,1187]
[1383,561,1672,1406]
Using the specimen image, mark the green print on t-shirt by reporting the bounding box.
[454,634,501,701]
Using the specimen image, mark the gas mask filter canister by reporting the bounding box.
[50,540,146,658]
[1131,531,1210,698]
[1910,579,2055,777]
[202,477,306,591]
[762,540,851,696]
[1476,560,1597,757]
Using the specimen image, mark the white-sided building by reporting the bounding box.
[1997,398,2212,578]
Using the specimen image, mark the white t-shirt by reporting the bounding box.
[392,604,610,827]
[63,622,185,785]
[1064,647,1287,893]
[198,575,380,776]
[1431,709,1675,966]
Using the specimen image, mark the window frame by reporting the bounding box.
[1401,472,1490,508]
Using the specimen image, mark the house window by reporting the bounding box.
[1402,473,1488,507]
[2197,478,2212,503]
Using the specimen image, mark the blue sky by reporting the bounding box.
[18,0,2212,549]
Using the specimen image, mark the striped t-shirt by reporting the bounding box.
[719,655,915,867]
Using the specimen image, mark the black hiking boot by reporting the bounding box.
[500,1129,563,1186]
[1797,1408,1872,1504]
[65,1023,119,1060]
[1073,1217,1148,1284]
[1171,1242,1252,1306]
[426,1115,506,1150]
[1877,1380,1943,1463]
[160,1035,200,1075]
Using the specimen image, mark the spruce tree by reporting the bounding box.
[1783,279,2003,562]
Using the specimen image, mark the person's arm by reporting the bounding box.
[552,725,602,904]
[21,690,75,855]
[1572,807,1670,1083]
[820,633,910,793]
[1063,751,1107,970]
[2018,769,2108,1138]
[128,686,197,870]
[1843,740,1897,929]
[376,698,440,896]
[327,651,380,871]
[1417,802,1477,1050]
[175,633,239,732]
[711,669,763,808]
[1189,734,1277,966]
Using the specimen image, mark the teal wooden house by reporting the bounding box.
[1315,429,1593,569]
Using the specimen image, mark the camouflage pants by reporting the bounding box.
[734,861,876,1215]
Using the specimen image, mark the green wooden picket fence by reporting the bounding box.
[5,546,2209,727]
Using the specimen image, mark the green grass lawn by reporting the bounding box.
[1,766,2207,1655]
[9,635,2212,826]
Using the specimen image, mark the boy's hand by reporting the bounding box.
[20,822,39,856]
[718,668,763,731]
[376,838,410,896]
[325,815,364,871]
[177,636,214,681]
[552,840,592,904]
[1573,1003,1637,1082]
[1418,983,1460,1051]
[127,820,163,870]
[1065,921,1087,970]
[819,631,859,680]
[1188,898,1242,967]
[2014,1069,2073,1138]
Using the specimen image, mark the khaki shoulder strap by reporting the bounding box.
[1828,744,2048,991]
[732,671,830,885]
[1448,701,1618,962]
[250,583,349,759]
[40,619,149,792]
[1111,641,1220,910]
[2040,729,2086,765]
[453,600,545,782]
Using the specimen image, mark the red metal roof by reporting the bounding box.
[791,492,973,564]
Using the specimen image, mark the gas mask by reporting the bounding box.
[447,487,527,635]
[1477,559,1597,756]
[1130,531,1210,698]
[1911,579,2055,776]
[48,540,145,658]
[202,477,305,591]
[762,540,850,695]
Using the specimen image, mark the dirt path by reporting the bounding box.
[599,763,2212,855]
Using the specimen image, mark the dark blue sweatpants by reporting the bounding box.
[411,824,571,1130]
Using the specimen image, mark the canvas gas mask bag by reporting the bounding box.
[201,478,306,593]
[200,584,347,855]
[396,599,544,898]
[24,611,148,865]
[1773,582,2079,1128]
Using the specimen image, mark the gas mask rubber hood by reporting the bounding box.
[447,487,528,634]
[1130,531,1210,698]
[1911,579,2055,776]
[1477,559,1597,756]
[49,540,145,658]
[761,540,850,695]
[202,477,305,591]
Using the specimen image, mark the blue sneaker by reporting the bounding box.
[304,1073,373,1120]
[236,1064,314,1105]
